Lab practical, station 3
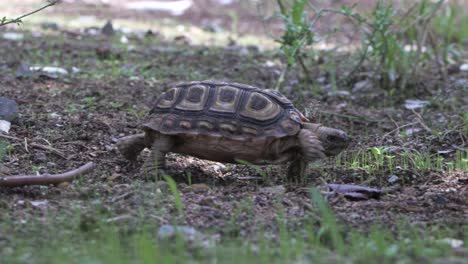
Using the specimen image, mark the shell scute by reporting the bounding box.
[145,81,303,139]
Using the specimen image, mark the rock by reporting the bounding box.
[72,67,81,74]
[352,79,373,93]
[33,152,47,162]
[0,97,19,122]
[202,22,223,33]
[259,185,286,195]
[0,165,12,175]
[327,90,350,97]
[15,62,33,79]
[404,127,422,136]
[30,200,49,208]
[126,0,193,16]
[186,183,211,193]
[210,163,226,171]
[40,22,59,31]
[0,120,11,133]
[438,238,464,249]
[328,183,382,200]
[1,32,24,41]
[158,225,200,240]
[120,35,129,44]
[101,20,115,36]
[460,63,468,72]
[156,181,169,192]
[157,225,218,249]
[453,79,468,89]
[217,0,233,4]
[388,175,399,184]
[404,99,430,110]
[30,66,69,75]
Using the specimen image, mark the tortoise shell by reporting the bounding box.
[143,80,304,140]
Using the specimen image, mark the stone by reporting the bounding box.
[259,185,286,195]
[30,66,68,75]
[40,22,59,31]
[15,62,32,79]
[185,183,211,193]
[460,63,468,72]
[158,225,201,240]
[404,99,430,110]
[388,175,399,184]
[1,32,24,41]
[0,97,19,122]
[327,90,350,97]
[0,120,10,133]
[126,0,193,16]
[101,20,115,36]
[352,79,373,93]
[157,225,218,249]
[0,164,12,175]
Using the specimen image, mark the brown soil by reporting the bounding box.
[0,0,467,249]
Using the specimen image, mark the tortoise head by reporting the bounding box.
[302,123,350,156]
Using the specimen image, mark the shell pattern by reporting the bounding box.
[144,81,304,140]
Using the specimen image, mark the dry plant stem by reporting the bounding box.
[411,110,432,133]
[0,0,59,27]
[428,32,449,89]
[382,121,419,139]
[0,133,67,159]
[317,110,379,124]
[0,162,94,187]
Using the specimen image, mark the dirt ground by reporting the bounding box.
[0,0,467,259]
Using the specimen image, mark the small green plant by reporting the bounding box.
[462,113,468,137]
[163,175,184,217]
[82,96,97,109]
[310,188,344,253]
[454,150,468,171]
[109,101,123,109]
[235,159,271,185]
[370,146,387,170]
[126,107,146,120]
[0,140,7,163]
[32,165,42,173]
[274,1,364,88]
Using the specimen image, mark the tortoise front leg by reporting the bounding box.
[286,158,308,181]
[140,135,174,179]
[116,133,146,161]
[286,129,326,181]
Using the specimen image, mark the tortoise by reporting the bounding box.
[117,80,349,179]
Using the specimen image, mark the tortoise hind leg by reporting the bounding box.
[140,134,174,179]
[116,133,147,161]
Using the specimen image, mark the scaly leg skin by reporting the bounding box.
[297,129,326,162]
[116,133,147,161]
[287,158,308,182]
[140,135,174,180]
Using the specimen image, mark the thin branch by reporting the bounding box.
[0,133,67,159]
[0,162,94,187]
[316,110,380,124]
[382,121,419,139]
[0,0,59,27]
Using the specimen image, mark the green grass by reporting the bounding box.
[335,148,467,177]
[0,187,462,263]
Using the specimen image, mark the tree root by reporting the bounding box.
[0,162,94,187]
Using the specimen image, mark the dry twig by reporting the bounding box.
[0,162,94,187]
[0,133,67,159]
[0,1,59,27]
